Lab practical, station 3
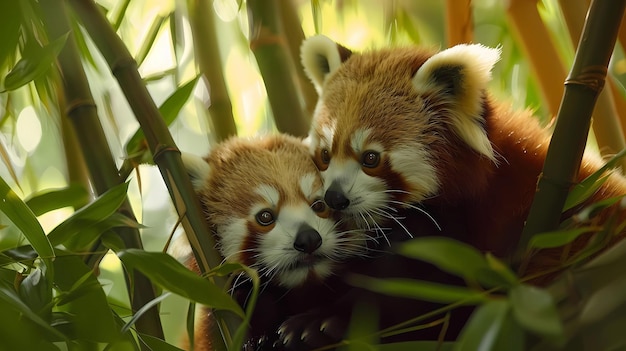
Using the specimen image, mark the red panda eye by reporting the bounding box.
[310,199,326,213]
[255,209,275,226]
[320,149,331,164]
[361,150,380,168]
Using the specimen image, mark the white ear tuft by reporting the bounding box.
[181,152,210,191]
[412,44,501,162]
[301,35,351,92]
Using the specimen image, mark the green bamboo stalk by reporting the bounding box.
[519,0,626,256]
[559,0,626,168]
[66,0,241,348]
[186,0,237,142]
[40,0,164,343]
[248,0,310,137]
[277,0,318,117]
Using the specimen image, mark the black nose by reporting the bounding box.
[294,225,322,254]
[324,182,350,210]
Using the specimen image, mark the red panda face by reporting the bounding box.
[302,36,500,231]
[183,135,367,288]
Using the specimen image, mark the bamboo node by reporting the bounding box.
[564,65,607,93]
[152,144,181,163]
[65,99,97,116]
[539,173,575,189]
[110,57,138,78]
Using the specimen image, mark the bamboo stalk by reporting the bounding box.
[248,0,310,137]
[41,0,164,342]
[559,0,626,167]
[66,0,241,348]
[519,0,626,255]
[277,0,318,117]
[445,0,473,46]
[506,0,567,117]
[186,0,237,142]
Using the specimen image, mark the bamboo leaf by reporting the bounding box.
[376,341,455,351]
[62,213,144,252]
[529,226,601,249]
[397,237,488,280]
[139,332,185,351]
[509,284,562,337]
[47,182,130,246]
[122,293,171,333]
[135,14,169,67]
[2,33,70,91]
[53,253,121,342]
[24,184,90,216]
[19,267,53,321]
[116,249,244,316]
[348,274,488,304]
[564,148,626,211]
[0,176,54,273]
[125,75,200,158]
[0,278,66,341]
[455,300,510,351]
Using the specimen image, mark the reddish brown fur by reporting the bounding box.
[313,42,626,282]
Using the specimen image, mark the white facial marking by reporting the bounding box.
[389,145,439,201]
[299,173,318,199]
[256,204,339,288]
[216,220,249,262]
[255,184,279,206]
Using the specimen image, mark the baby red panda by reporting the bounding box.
[301,35,626,276]
[180,134,369,350]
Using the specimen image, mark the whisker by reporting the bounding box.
[388,200,441,231]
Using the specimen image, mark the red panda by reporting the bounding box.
[180,134,369,350]
[300,35,626,278]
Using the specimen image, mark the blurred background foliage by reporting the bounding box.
[0,0,625,350]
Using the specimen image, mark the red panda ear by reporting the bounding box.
[301,35,352,92]
[181,152,211,191]
[412,44,501,162]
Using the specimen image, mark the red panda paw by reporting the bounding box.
[276,310,349,350]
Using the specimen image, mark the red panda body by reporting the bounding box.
[301,35,626,279]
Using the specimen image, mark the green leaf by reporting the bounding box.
[0,176,54,274]
[397,237,488,280]
[125,76,200,158]
[121,293,170,333]
[53,253,120,342]
[19,268,53,320]
[509,284,562,337]
[475,253,519,288]
[135,14,169,66]
[348,274,489,304]
[564,148,626,211]
[25,184,90,216]
[0,277,66,341]
[139,332,185,351]
[47,182,130,246]
[529,226,600,249]
[116,249,244,316]
[455,300,510,351]
[3,32,70,91]
[376,341,455,351]
[62,212,144,251]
